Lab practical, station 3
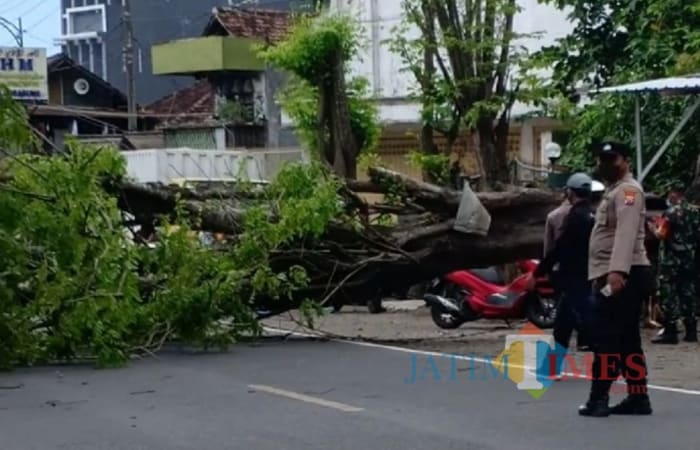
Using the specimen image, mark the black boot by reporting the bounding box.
[578,392,610,417]
[651,322,679,344]
[683,318,697,342]
[609,393,653,415]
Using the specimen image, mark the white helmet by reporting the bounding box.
[591,180,605,193]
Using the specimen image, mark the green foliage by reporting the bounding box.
[0,143,142,367]
[259,13,363,84]
[537,0,700,94]
[538,0,700,191]
[357,151,383,173]
[0,89,345,368]
[0,85,38,155]
[557,94,700,194]
[276,75,380,157]
[218,99,253,123]
[408,151,451,186]
[346,77,381,155]
[276,78,319,153]
[260,13,380,165]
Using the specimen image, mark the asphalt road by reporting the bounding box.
[1,338,699,450]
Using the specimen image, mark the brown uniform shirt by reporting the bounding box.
[544,200,572,256]
[588,173,650,280]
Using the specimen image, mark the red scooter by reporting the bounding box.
[423,260,558,330]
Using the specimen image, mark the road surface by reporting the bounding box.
[1,337,698,450]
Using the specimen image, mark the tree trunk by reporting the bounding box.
[317,82,333,168]
[477,116,510,187]
[329,53,360,179]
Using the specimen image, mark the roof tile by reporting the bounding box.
[145,79,217,126]
[211,7,291,43]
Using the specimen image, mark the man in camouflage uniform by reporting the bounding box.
[651,186,700,344]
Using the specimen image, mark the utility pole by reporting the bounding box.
[122,0,137,131]
[0,17,24,47]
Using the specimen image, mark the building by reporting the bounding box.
[55,0,316,105]
[29,53,157,152]
[146,7,296,149]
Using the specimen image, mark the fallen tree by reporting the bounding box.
[113,165,672,313]
[2,142,669,369]
[112,165,562,312]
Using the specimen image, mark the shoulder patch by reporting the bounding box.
[623,189,637,206]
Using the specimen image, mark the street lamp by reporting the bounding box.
[544,141,562,169]
[0,17,24,48]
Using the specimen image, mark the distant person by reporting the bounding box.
[650,185,700,344]
[531,173,595,378]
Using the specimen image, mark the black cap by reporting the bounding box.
[593,139,632,158]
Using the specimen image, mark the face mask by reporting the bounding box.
[597,161,622,182]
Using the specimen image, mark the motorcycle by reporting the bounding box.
[423,260,558,330]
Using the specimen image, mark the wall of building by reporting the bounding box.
[164,127,220,150]
[48,70,122,109]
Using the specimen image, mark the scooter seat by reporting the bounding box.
[468,267,504,285]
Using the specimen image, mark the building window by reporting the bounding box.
[65,5,106,37]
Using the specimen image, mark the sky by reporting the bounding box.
[0,0,61,52]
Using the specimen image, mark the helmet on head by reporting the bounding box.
[591,180,605,201]
[566,172,593,195]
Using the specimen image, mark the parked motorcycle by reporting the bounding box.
[423,260,558,329]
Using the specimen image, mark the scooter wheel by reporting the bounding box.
[525,295,558,329]
[430,305,465,329]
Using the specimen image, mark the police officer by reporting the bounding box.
[650,185,700,343]
[579,139,653,417]
[534,173,595,378]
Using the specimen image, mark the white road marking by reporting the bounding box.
[248,384,364,413]
[263,326,700,396]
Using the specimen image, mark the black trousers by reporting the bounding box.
[589,266,653,398]
[553,282,592,350]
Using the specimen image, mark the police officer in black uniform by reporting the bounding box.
[533,173,595,377]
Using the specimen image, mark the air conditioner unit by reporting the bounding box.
[73,78,90,95]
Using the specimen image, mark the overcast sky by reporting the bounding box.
[0,0,61,52]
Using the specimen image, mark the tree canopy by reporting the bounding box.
[388,0,549,186]
[260,13,380,179]
[537,0,700,192]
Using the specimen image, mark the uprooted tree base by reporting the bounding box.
[114,167,563,312]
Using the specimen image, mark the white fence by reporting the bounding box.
[510,158,550,185]
[121,147,309,184]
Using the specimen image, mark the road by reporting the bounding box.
[1,337,698,450]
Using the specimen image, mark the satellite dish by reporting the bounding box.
[544,142,562,160]
[74,78,90,95]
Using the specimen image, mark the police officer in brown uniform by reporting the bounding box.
[579,140,653,417]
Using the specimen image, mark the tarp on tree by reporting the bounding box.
[452,183,491,235]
